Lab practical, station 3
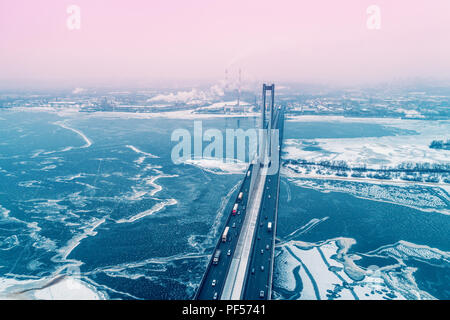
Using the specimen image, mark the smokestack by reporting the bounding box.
[237,68,241,113]
[225,69,229,90]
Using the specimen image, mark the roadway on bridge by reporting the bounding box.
[242,107,284,299]
[196,107,284,300]
[195,165,254,300]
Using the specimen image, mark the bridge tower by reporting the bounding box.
[261,84,275,161]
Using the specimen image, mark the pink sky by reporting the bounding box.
[1,0,450,87]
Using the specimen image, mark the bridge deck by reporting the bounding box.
[242,108,284,299]
[195,90,284,300]
[221,165,267,299]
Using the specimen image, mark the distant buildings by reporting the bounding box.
[1,87,448,119]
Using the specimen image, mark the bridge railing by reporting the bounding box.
[267,107,284,299]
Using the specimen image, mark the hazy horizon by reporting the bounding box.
[1,0,450,89]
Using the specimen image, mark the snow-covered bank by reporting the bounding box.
[283,117,450,169]
[0,276,105,300]
[275,238,442,300]
[184,157,248,175]
[10,105,259,120]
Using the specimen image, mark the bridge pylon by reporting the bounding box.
[260,84,275,164]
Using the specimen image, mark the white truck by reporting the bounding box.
[238,192,243,201]
[267,222,272,232]
[213,250,221,265]
[222,226,229,242]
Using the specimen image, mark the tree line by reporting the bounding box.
[429,139,450,150]
[285,159,450,174]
